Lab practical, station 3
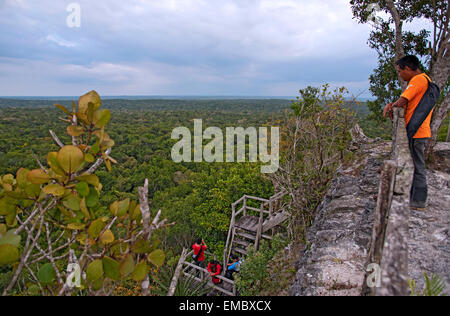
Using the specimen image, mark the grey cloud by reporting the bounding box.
[0,0,380,96]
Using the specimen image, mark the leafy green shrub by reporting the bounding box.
[234,235,288,296]
[0,91,168,296]
[409,273,448,296]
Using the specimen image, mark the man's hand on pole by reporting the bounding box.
[383,102,394,120]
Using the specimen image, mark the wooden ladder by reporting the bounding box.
[223,192,288,268]
[170,192,288,297]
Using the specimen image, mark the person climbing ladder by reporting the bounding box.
[225,255,241,281]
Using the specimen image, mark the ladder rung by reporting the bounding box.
[233,238,250,247]
[233,247,247,255]
[262,234,272,240]
[235,231,256,240]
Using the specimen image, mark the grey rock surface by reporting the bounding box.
[290,141,450,296]
[290,140,389,296]
[408,167,450,294]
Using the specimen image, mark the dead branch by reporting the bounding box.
[49,130,65,148]
[168,248,188,296]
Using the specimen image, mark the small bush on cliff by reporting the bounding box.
[269,84,356,239]
[234,235,288,296]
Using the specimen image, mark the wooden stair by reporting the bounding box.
[262,209,289,232]
[224,192,289,266]
[174,192,289,297]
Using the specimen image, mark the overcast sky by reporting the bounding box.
[0,0,422,97]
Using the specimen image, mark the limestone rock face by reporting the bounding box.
[290,140,389,296]
[408,167,450,294]
[290,141,450,296]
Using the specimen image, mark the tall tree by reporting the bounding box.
[350,0,449,158]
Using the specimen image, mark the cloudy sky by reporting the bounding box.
[0,0,417,97]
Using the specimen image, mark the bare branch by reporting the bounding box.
[138,178,151,238]
[71,115,79,147]
[33,154,48,174]
[44,222,64,287]
[3,213,45,295]
[168,248,188,296]
[82,148,112,175]
[49,130,65,148]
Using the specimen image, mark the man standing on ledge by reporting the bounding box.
[383,55,435,211]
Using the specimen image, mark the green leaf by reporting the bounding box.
[0,224,6,236]
[27,169,50,185]
[54,103,71,114]
[85,153,95,163]
[102,256,120,280]
[75,181,90,197]
[5,191,26,200]
[42,184,65,197]
[57,145,84,174]
[87,102,95,122]
[27,284,40,296]
[132,261,148,282]
[90,142,100,155]
[117,198,130,217]
[63,194,81,211]
[16,168,30,188]
[86,259,104,283]
[109,201,118,216]
[67,125,85,137]
[0,197,17,216]
[119,255,135,278]
[0,230,21,247]
[47,152,66,176]
[92,278,104,291]
[131,204,141,220]
[0,244,19,266]
[75,174,100,188]
[132,239,151,254]
[147,249,165,268]
[80,198,90,220]
[25,184,41,199]
[85,188,99,208]
[5,211,16,227]
[67,223,85,230]
[93,109,111,128]
[87,219,105,239]
[2,174,14,184]
[99,229,114,244]
[79,90,102,114]
[37,263,56,285]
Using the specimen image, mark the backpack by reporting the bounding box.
[210,261,221,273]
[406,76,440,141]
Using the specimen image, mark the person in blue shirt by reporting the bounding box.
[225,255,241,280]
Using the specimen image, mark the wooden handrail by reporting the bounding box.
[183,271,234,296]
[182,261,235,286]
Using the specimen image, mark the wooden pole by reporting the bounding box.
[362,160,397,296]
[446,119,450,142]
[224,203,235,268]
[255,204,264,251]
[168,248,188,296]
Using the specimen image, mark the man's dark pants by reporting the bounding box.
[194,260,205,278]
[408,138,428,208]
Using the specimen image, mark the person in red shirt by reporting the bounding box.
[192,238,207,268]
[207,260,222,285]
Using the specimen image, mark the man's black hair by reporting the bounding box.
[196,237,202,244]
[396,55,421,71]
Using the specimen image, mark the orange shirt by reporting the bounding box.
[401,73,433,138]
